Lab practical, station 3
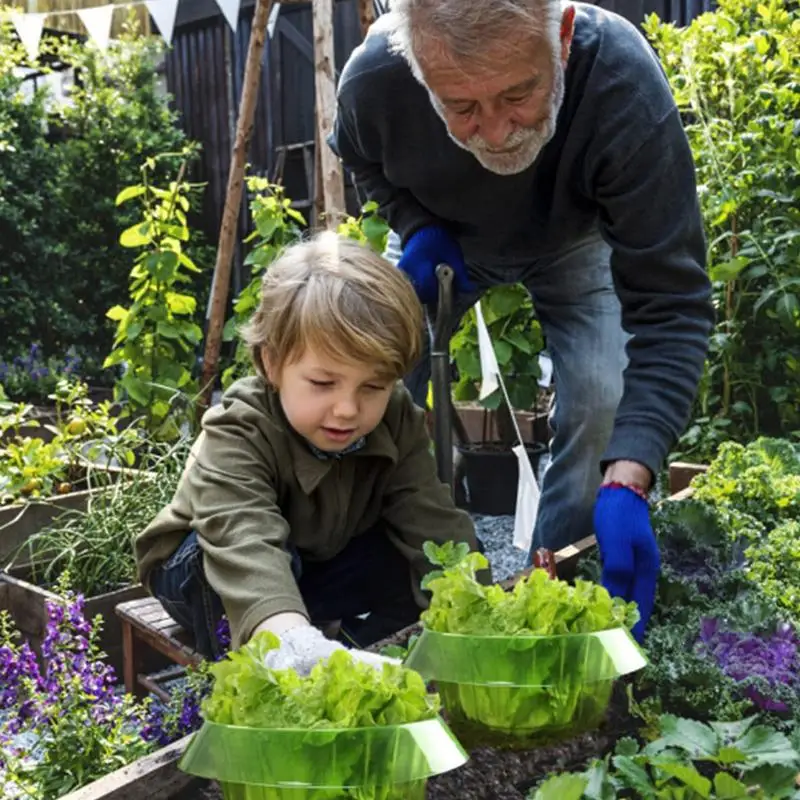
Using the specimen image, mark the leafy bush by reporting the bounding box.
[644,0,800,460]
[0,15,207,372]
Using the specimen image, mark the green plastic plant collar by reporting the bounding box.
[404,627,647,686]
[178,717,468,788]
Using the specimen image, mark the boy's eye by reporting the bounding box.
[309,379,333,388]
[364,384,388,392]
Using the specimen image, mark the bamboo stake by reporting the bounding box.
[312,0,345,229]
[198,0,274,417]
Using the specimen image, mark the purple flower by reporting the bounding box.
[697,618,800,712]
[215,616,231,653]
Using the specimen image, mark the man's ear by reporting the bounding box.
[559,5,576,66]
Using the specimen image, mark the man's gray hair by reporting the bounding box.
[387,0,562,74]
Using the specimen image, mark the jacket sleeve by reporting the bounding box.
[183,406,308,649]
[328,101,438,247]
[379,393,492,593]
[594,106,714,477]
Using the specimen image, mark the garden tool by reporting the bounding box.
[426,263,470,500]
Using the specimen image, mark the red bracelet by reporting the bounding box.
[601,481,650,503]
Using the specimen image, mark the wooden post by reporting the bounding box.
[357,0,375,38]
[312,0,345,229]
[198,0,274,417]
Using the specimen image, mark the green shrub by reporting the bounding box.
[644,0,800,460]
[0,15,208,373]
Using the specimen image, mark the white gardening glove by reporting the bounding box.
[256,615,400,677]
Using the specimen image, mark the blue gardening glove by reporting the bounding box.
[397,225,475,305]
[593,485,660,643]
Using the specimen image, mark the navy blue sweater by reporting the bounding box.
[329,3,714,477]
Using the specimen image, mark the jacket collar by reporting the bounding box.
[265,386,399,494]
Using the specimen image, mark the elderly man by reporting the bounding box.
[328,0,713,640]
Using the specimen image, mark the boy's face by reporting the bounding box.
[264,347,396,452]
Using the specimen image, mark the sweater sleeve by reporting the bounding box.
[379,393,492,592]
[594,106,714,476]
[328,100,439,246]
[184,408,308,649]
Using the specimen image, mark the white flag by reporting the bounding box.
[474,300,500,401]
[537,352,554,388]
[78,4,115,51]
[10,12,47,62]
[512,443,541,552]
[146,0,180,45]
[215,0,242,32]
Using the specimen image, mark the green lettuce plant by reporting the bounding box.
[411,547,641,747]
[186,631,446,799]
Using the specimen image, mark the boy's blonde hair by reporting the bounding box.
[240,231,423,381]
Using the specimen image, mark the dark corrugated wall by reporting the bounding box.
[162,0,717,290]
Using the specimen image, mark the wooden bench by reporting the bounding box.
[115,596,203,699]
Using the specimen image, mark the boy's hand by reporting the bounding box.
[262,624,400,676]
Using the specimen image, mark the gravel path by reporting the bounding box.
[471,513,528,581]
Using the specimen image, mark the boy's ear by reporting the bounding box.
[261,346,278,386]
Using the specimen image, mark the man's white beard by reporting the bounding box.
[431,59,566,176]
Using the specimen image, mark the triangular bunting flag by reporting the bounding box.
[474,300,500,401]
[512,443,541,553]
[215,0,241,32]
[146,0,180,45]
[10,12,47,63]
[77,4,115,51]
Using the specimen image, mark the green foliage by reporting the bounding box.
[336,199,391,255]
[204,630,440,729]
[0,14,205,372]
[450,283,544,416]
[744,521,800,620]
[689,438,800,527]
[0,378,139,504]
[643,0,800,460]
[531,714,800,799]
[104,152,205,439]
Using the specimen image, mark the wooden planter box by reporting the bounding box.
[453,401,551,446]
[0,465,147,565]
[0,569,148,678]
[59,734,201,800]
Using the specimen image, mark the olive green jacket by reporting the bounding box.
[135,376,483,649]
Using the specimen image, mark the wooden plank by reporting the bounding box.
[357,0,374,37]
[59,734,199,800]
[668,461,708,496]
[312,0,345,227]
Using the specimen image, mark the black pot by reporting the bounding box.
[456,441,548,516]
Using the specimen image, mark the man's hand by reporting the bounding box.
[593,467,660,643]
[260,622,401,677]
[398,225,475,305]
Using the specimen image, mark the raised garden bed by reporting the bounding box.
[0,465,146,564]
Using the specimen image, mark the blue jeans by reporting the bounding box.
[385,230,628,557]
[149,527,423,660]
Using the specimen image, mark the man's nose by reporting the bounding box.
[478,112,515,149]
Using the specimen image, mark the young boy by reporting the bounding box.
[134,231,487,674]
